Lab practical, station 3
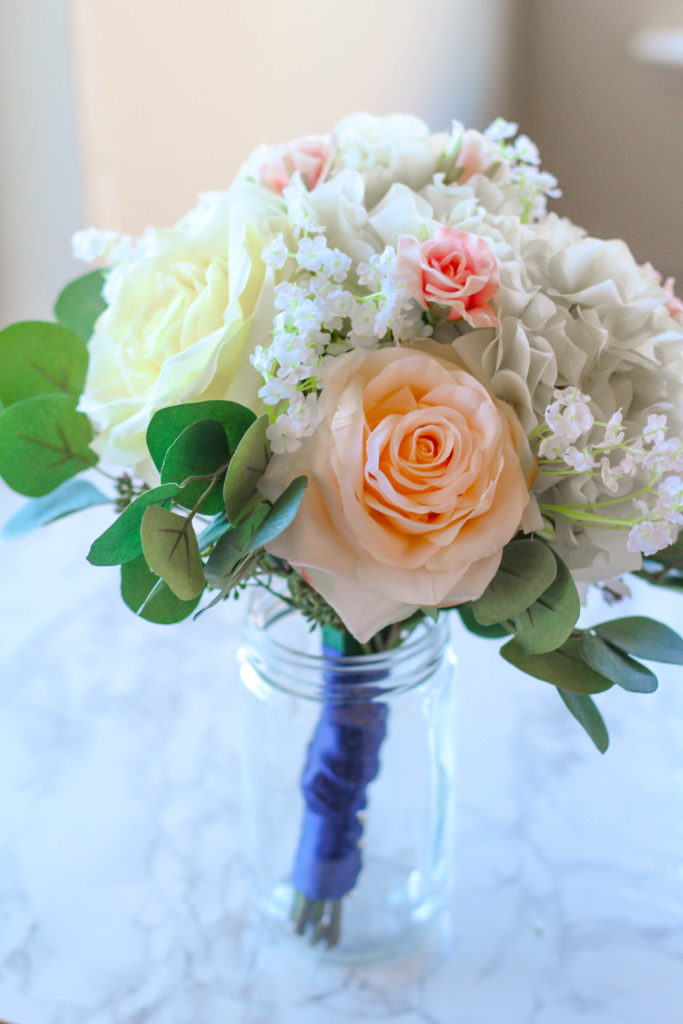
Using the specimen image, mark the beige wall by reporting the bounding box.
[4,0,680,330]
[0,0,83,323]
[68,0,517,232]
[513,0,683,281]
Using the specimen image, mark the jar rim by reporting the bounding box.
[240,590,451,700]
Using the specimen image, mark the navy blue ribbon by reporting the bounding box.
[291,644,388,901]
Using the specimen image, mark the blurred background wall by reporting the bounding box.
[0,0,681,324]
[514,0,683,281]
[0,0,83,322]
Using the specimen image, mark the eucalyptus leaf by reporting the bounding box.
[0,394,97,496]
[197,512,231,551]
[87,483,180,566]
[223,414,270,524]
[140,505,205,601]
[2,479,110,539]
[0,321,88,406]
[500,636,614,694]
[248,476,307,551]
[54,269,107,341]
[121,554,201,623]
[456,602,511,639]
[471,539,557,626]
[204,504,270,587]
[511,553,580,654]
[160,419,230,515]
[594,616,683,665]
[557,689,609,754]
[579,632,658,693]
[195,553,261,618]
[147,400,255,473]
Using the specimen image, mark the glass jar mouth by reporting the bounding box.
[239,589,452,701]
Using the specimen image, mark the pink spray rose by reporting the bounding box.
[260,346,539,642]
[453,129,502,184]
[662,277,683,319]
[396,225,500,328]
[258,135,334,194]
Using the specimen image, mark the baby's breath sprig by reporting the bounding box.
[253,229,430,456]
[533,387,683,556]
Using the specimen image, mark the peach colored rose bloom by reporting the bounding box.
[259,136,334,194]
[260,347,539,642]
[396,226,500,328]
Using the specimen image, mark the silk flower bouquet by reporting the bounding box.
[2,113,683,952]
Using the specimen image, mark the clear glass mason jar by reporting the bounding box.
[237,591,456,963]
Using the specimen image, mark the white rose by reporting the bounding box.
[333,112,437,207]
[79,184,284,476]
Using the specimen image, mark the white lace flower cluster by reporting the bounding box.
[483,117,562,216]
[535,388,683,556]
[252,220,430,453]
[72,227,136,267]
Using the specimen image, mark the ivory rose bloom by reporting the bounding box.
[261,347,539,641]
[397,226,500,328]
[79,187,283,475]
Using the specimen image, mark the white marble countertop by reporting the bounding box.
[1,479,682,1024]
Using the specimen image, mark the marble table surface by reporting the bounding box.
[1,479,682,1024]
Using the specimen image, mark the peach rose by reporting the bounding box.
[258,135,334,194]
[260,347,539,642]
[396,226,500,328]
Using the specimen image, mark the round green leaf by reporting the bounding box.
[54,269,107,341]
[2,479,110,539]
[471,539,557,626]
[140,505,205,601]
[223,413,270,524]
[579,632,658,693]
[594,616,683,665]
[87,483,180,566]
[0,394,97,496]
[120,554,201,623]
[501,636,614,693]
[456,603,511,639]
[0,321,89,406]
[160,419,230,515]
[147,400,255,473]
[511,553,580,654]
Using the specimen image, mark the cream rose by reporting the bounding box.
[261,347,539,641]
[333,112,438,207]
[79,185,284,476]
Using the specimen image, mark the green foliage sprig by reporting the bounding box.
[456,535,683,753]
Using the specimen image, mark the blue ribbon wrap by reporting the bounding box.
[291,644,388,901]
